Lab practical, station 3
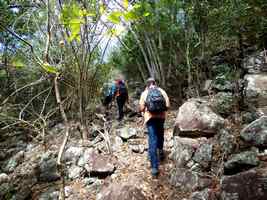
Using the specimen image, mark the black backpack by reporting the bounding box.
[145,87,167,113]
[117,81,128,97]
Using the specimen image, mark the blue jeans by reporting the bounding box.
[146,118,165,170]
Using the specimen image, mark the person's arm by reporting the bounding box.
[139,91,146,112]
[160,89,170,109]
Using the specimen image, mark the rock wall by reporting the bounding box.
[170,50,267,200]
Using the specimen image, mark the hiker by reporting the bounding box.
[139,78,170,177]
[102,83,113,108]
[110,78,129,121]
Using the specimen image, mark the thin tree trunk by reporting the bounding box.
[136,60,146,82]
[54,76,70,200]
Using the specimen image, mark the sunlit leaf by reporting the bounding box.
[107,11,122,24]
[133,3,141,9]
[123,11,139,21]
[100,4,106,14]
[106,26,125,37]
[123,0,129,9]
[143,12,150,17]
[42,63,58,74]
[12,59,25,68]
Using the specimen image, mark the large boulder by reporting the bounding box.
[67,165,85,180]
[170,137,198,168]
[192,142,213,169]
[0,173,11,199]
[240,116,267,148]
[210,75,235,92]
[37,152,60,182]
[217,129,236,156]
[117,126,138,141]
[221,168,267,200]
[64,146,84,164]
[9,161,39,200]
[174,99,224,137]
[170,168,212,192]
[241,111,261,124]
[224,150,259,175]
[210,92,237,116]
[96,183,147,200]
[3,150,24,173]
[242,51,267,74]
[84,150,115,177]
[244,74,267,112]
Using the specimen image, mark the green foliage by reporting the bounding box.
[60,3,85,42]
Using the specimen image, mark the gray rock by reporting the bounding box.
[0,173,9,184]
[244,74,267,108]
[241,111,260,124]
[224,150,259,175]
[0,182,11,199]
[210,92,237,116]
[129,144,145,154]
[193,143,213,169]
[9,161,38,200]
[82,177,98,186]
[96,183,147,200]
[3,150,24,173]
[0,150,6,161]
[242,51,267,74]
[110,136,123,152]
[169,168,212,192]
[174,99,224,137]
[117,126,137,140]
[38,189,59,200]
[170,137,197,168]
[211,75,235,92]
[67,165,84,180]
[221,168,267,200]
[218,129,236,155]
[84,150,115,177]
[78,148,94,167]
[64,146,84,164]
[240,116,267,147]
[190,188,215,200]
[38,152,60,182]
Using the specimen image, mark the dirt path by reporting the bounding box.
[96,111,189,200]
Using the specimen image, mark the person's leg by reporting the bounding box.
[156,118,165,150]
[116,97,124,120]
[147,119,159,175]
[156,118,165,161]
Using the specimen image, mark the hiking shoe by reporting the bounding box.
[151,168,159,177]
[158,149,165,161]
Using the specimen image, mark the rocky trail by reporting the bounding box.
[32,110,185,200]
[1,51,267,200]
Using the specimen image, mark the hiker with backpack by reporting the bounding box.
[110,78,129,121]
[139,78,170,177]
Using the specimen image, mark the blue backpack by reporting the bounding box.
[145,87,167,113]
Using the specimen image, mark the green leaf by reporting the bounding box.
[143,12,150,17]
[107,11,122,24]
[12,59,25,68]
[123,11,139,21]
[123,0,129,9]
[100,4,106,14]
[133,4,141,9]
[42,63,58,74]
